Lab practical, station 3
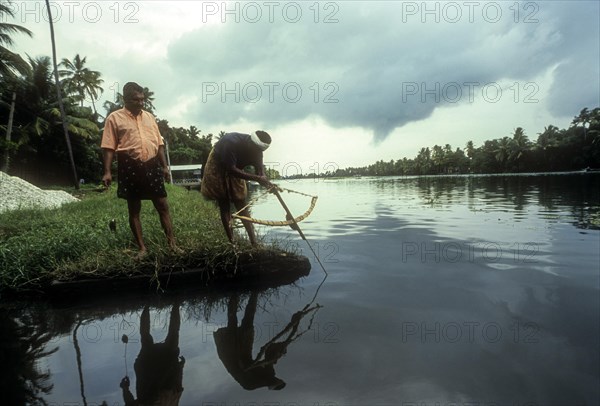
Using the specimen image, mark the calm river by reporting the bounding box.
[3,173,599,405]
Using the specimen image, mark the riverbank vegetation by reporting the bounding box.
[0,184,255,293]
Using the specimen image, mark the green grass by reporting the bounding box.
[0,184,266,292]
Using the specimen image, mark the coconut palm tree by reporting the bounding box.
[572,108,591,141]
[536,125,562,170]
[46,0,79,188]
[59,54,104,115]
[0,0,32,78]
[14,56,53,138]
[443,143,454,173]
[494,137,511,171]
[3,55,99,183]
[142,86,156,114]
[415,147,432,175]
[431,144,444,173]
[11,56,98,144]
[215,130,226,142]
[509,127,530,172]
[465,140,475,158]
[187,125,200,138]
[1,0,33,172]
[102,91,124,117]
[537,125,560,151]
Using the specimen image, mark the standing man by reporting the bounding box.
[101,82,177,257]
[201,131,275,246]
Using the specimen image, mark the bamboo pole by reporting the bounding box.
[272,188,327,274]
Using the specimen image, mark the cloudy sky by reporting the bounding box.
[8,0,600,174]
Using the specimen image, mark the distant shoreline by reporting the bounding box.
[280,169,600,181]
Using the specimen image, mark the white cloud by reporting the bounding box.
[10,0,599,168]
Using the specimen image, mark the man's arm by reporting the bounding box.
[227,165,274,189]
[157,145,171,182]
[219,141,274,188]
[120,376,136,406]
[102,148,114,187]
[100,114,118,188]
[254,159,274,188]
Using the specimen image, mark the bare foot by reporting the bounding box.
[135,249,148,260]
[170,245,184,255]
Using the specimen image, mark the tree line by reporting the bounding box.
[0,0,213,186]
[2,1,599,186]
[286,108,599,179]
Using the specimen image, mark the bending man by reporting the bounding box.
[101,82,177,257]
[201,131,275,245]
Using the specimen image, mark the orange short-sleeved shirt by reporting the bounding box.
[101,108,163,162]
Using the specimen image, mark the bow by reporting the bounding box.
[232,187,318,227]
[232,185,327,274]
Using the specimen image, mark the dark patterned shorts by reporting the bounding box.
[200,149,247,201]
[117,153,167,200]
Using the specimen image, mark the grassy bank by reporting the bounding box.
[0,184,270,293]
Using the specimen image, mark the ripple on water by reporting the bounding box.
[9,174,598,405]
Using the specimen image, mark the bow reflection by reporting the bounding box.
[0,263,322,404]
[214,290,321,391]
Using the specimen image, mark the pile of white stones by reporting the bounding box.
[0,171,79,213]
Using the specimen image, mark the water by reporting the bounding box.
[2,174,599,405]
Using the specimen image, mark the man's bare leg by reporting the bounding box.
[152,197,178,250]
[233,199,258,246]
[218,199,234,244]
[127,199,147,255]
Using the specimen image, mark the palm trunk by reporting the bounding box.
[2,91,16,173]
[87,89,98,117]
[46,0,79,189]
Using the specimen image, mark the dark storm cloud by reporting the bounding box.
[542,2,600,117]
[164,1,599,140]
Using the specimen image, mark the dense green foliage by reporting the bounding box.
[286,108,600,179]
[0,0,32,76]
[0,1,212,186]
[0,53,214,185]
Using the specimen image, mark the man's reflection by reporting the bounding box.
[214,291,320,390]
[121,302,185,405]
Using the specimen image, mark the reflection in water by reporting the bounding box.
[404,174,600,229]
[0,274,323,404]
[214,291,321,391]
[120,302,185,406]
[0,308,57,405]
[2,174,598,404]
